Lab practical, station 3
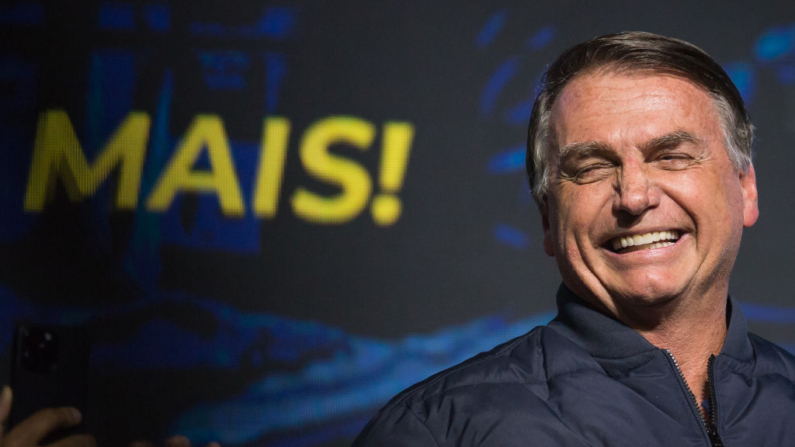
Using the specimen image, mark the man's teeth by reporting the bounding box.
[611,230,680,252]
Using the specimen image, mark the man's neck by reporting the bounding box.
[632,295,728,413]
[573,283,731,406]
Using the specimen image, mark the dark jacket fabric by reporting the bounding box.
[353,286,795,446]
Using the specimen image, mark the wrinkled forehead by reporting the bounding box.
[548,70,723,154]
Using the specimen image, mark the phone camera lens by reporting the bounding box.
[21,328,60,373]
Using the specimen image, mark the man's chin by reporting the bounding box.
[612,288,681,308]
[600,269,690,301]
[581,280,687,319]
[600,283,690,325]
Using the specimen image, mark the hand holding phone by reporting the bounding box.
[0,385,94,447]
[7,325,93,446]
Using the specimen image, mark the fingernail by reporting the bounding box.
[69,407,82,423]
[1,386,11,404]
[166,435,191,447]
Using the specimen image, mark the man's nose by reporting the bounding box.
[613,162,659,215]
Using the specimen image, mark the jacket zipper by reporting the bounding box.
[705,355,723,447]
[664,350,724,446]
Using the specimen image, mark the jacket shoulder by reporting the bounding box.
[353,325,591,446]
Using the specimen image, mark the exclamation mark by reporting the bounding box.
[371,122,414,226]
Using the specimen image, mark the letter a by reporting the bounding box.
[146,115,245,217]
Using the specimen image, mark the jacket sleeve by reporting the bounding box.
[352,403,440,446]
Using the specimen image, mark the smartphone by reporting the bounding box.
[8,325,90,441]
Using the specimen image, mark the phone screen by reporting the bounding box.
[9,325,90,441]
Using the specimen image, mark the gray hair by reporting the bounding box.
[526,31,754,207]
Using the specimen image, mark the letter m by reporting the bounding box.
[24,109,150,211]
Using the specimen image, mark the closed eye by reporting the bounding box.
[659,153,689,160]
[655,153,696,170]
[571,163,615,183]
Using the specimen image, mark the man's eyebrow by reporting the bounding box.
[558,130,705,160]
[559,141,612,160]
[638,130,706,152]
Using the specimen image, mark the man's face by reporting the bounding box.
[542,72,759,318]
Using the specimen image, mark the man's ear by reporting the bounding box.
[740,164,759,228]
[541,202,555,257]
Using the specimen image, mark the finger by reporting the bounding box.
[130,440,156,447]
[47,434,96,447]
[0,386,12,421]
[0,386,12,438]
[165,435,191,447]
[206,442,221,447]
[5,407,81,446]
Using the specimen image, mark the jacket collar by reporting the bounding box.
[547,284,754,363]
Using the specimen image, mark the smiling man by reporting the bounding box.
[354,32,795,446]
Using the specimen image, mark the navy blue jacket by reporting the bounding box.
[353,286,795,446]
